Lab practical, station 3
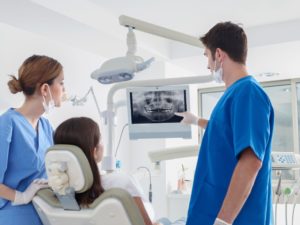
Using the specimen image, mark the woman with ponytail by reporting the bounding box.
[0,55,65,225]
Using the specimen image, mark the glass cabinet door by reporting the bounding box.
[199,90,223,140]
[264,84,294,180]
[296,83,300,151]
[264,85,294,153]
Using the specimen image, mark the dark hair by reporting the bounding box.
[8,55,63,95]
[54,117,104,206]
[200,22,247,64]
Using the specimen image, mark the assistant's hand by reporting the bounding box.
[174,111,199,126]
[213,218,232,225]
[12,179,49,206]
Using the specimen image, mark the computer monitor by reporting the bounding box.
[127,85,192,139]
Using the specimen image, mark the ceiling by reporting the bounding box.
[91,0,300,36]
[1,0,300,62]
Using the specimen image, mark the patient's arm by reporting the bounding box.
[133,196,155,225]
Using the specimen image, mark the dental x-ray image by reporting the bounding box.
[130,90,187,124]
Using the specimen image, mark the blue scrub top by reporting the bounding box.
[0,108,53,225]
[186,76,274,225]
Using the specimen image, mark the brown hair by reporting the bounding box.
[54,117,105,206]
[8,55,63,95]
[200,22,248,64]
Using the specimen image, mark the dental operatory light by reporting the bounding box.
[91,27,154,84]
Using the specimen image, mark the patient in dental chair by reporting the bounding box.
[53,117,185,225]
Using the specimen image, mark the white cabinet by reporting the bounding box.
[167,194,190,221]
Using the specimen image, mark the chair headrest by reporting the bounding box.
[45,144,93,193]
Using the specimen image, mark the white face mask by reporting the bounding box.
[212,60,223,83]
[42,87,55,114]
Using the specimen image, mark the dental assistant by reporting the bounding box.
[177,22,274,225]
[0,55,65,225]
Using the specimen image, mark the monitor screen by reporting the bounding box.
[127,85,191,139]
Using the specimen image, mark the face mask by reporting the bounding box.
[61,92,68,102]
[212,60,223,83]
[42,87,55,114]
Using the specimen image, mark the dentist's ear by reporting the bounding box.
[39,83,50,97]
[215,48,227,62]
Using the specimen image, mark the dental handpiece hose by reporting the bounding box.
[149,183,152,203]
[137,166,152,203]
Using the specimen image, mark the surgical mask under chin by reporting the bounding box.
[212,61,223,83]
[42,88,55,114]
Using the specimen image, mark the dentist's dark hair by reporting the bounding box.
[54,117,104,206]
[200,21,248,64]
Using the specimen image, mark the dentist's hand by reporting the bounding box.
[213,218,232,225]
[174,112,199,126]
[12,179,49,206]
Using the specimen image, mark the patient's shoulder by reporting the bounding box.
[101,171,142,197]
[101,171,134,188]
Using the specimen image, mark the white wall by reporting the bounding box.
[248,40,300,78]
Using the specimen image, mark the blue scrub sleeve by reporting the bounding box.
[0,120,12,183]
[231,85,272,161]
[41,117,54,145]
[0,119,12,208]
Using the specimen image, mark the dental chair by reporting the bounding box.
[32,144,146,225]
